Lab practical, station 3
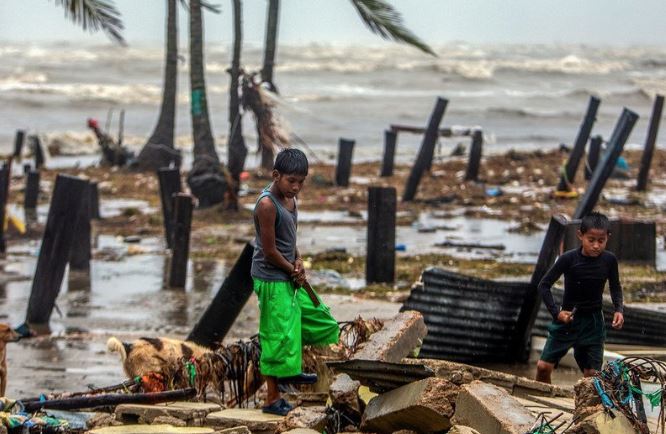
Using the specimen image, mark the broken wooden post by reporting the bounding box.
[556,96,601,191]
[168,193,194,288]
[70,181,92,271]
[636,94,664,191]
[157,167,182,248]
[13,130,25,160]
[30,135,45,169]
[335,138,355,187]
[366,187,396,284]
[585,135,602,181]
[188,242,254,348]
[464,129,483,181]
[573,108,639,219]
[24,170,40,210]
[403,97,448,201]
[511,214,568,361]
[380,130,397,177]
[23,163,31,176]
[0,167,8,253]
[89,181,101,219]
[25,174,88,333]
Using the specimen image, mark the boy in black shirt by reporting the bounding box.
[536,211,624,384]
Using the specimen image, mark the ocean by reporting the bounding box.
[1,41,665,167]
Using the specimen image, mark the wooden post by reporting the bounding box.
[24,170,40,210]
[30,135,45,169]
[574,109,639,219]
[335,138,355,187]
[636,94,664,191]
[366,187,396,284]
[23,163,31,175]
[13,130,25,159]
[168,193,194,288]
[403,97,448,201]
[557,96,601,191]
[70,181,92,271]
[188,242,255,348]
[0,167,8,253]
[511,214,568,361]
[585,135,602,181]
[464,129,483,181]
[25,174,88,333]
[380,130,397,177]
[89,181,101,219]
[157,168,182,248]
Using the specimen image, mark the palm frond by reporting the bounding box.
[349,0,435,56]
[179,0,221,13]
[53,0,125,45]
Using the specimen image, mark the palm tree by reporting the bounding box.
[227,0,248,210]
[255,0,435,172]
[54,0,125,45]
[186,0,227,208]
[134,0,182,171]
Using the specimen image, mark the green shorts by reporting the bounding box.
[253,278,339,378]
[540,310,606,372]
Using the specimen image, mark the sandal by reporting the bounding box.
[261,397,293,416]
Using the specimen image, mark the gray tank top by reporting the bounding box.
[251,186,298,281]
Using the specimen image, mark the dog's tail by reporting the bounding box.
[106,337,131,362]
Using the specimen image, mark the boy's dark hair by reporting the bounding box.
[580,211,610,234]
[274,148,308,176]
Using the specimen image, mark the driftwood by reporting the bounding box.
[21,388,195,412]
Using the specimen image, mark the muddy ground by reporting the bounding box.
[2,147,666,398]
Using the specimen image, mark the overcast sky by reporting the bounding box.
[1,0,666,47]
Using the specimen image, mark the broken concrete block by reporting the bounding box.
[360,377,458,433]
[206,409,283,434]
[330,373,362,414]
[573,377,603,421]
[152,416,187,427]
[89,425,215,434]
[277,406,328,432]
[353,310,427,363]
[282,429,322,434]
[453,381,535,434]
[449,426,481,434]
[115,402,221,426]
[283,391,328,408]
[217,427,251,434]
[570,410,635,434]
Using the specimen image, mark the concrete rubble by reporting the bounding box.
[277,406,328,432]
[115,402,221,426]
[360,377,458,433]
[205,409,283,434]
[352,310,427,362]
[453,381,535,434]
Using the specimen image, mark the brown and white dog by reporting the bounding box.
[0,324,20,397]
[106,336,211,379]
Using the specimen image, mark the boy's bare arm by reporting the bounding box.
[256,198,295,275]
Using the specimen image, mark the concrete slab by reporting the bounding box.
[330,373,362,413]
[574,410,636,433]
[115,402,221,426]
[206,409,283,434]
[361,377,457,433]
[277,406,328,432]
[353,311,427,362]
[282,430,322,434]
[453,381,535,434]
[89,425,215,434]
[448,426,481,434]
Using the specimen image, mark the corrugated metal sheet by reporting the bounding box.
[533,288,666,347]
[401,267,531,363]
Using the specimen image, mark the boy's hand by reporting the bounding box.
[557,310,573,324]
[612,312,624,329]
[292,258,306,286]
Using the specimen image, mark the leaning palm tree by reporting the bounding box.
[255,0,435,171]
[134,0,182,171]
[186,0,227,208]
[54,0,125,44]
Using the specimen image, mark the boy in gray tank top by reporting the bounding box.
[251,149,339,416]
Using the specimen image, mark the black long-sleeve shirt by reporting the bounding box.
[538,248,623,320]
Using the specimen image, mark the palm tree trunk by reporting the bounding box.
[227,0,247,210]
[258,0,279,172]
[135,0,181,170]
[187,0,226,207]
[261,0,279,93]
